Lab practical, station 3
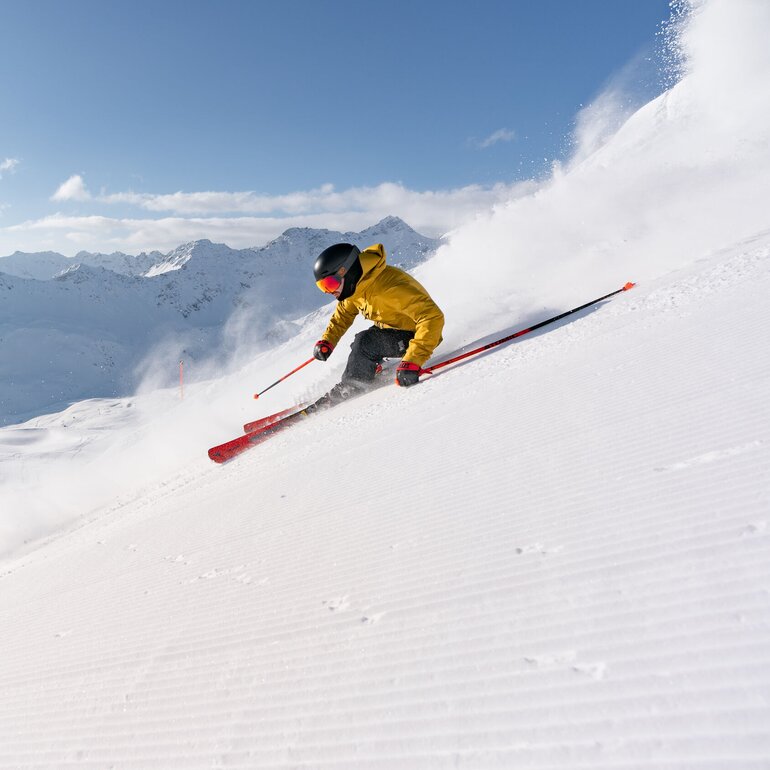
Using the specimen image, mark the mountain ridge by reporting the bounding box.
[0,216,439,280]
[0,217,442,425]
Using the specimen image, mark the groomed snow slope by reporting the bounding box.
[1,0,770,766]
[0,235,768,768]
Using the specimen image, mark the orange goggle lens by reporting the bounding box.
[316,274,343,293]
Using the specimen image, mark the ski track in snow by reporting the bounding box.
[0,238,768,768]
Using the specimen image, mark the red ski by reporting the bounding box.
[208,408,310,463]
[242,403,309,434]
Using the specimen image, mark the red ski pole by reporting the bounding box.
[421,282,636,376]
[253,357,315,399]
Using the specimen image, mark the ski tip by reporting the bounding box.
[623,281,636,291]
[208,433,252,463]
[208,445,237,463]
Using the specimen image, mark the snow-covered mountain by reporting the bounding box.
[0,249,159,279]
[0,215,438,281]
[0,217,441,425]
[0,2,769,767]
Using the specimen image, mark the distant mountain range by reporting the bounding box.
[0,216,442,425]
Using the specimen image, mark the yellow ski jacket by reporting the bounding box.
[321,244,444,367]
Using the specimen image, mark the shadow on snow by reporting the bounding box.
[422,300,609,380]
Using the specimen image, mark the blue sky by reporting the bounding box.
[0,0,674,255]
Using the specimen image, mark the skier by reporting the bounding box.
[310,242,444,407]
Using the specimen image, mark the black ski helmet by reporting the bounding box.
[313,242,361,282]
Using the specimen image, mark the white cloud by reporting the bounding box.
[0,158,20,178]
[98,180,534,222]
[477,129,516,149]
[51,174,91,202]
[0,178,537,256]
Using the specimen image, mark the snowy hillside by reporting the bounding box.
[0,217,440,425]
[1,230,768,769]
[0,0,769,767]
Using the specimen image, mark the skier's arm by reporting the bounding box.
[321,299,359,349]
[401,288,444,368]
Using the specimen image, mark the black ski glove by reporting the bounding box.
[395,361,421,387]
[313,340,334,361]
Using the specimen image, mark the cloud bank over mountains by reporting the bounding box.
[4,175,535,257]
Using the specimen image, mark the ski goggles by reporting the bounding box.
[316,273,344,294]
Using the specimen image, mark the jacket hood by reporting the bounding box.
[351,244,387,293]
[335,243,386,302]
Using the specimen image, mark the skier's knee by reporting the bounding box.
[350,328,378,360]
